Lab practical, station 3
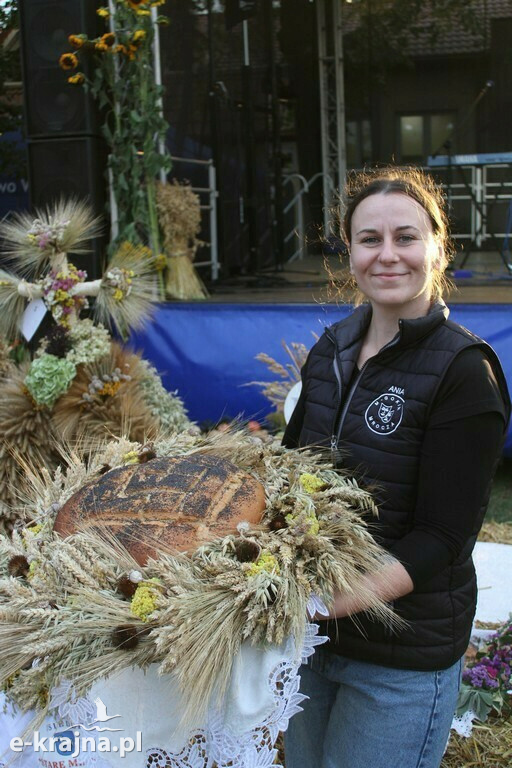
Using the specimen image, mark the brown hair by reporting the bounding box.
[340,166,453,303]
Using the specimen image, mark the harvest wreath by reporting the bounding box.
[0,430,396,736]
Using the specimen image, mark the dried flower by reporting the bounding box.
[246,552,280,577]
[67,320,111,366]
[41,325,73,359]
[96,7,110,18]
[300,473,328,494]
[25,354,76,409]
[130,580,161,622]
[122,450,140,466]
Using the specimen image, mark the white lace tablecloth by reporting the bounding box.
[0,622,326,768]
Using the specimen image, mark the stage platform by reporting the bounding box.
[201,251,512,305]
[131,255,512,456]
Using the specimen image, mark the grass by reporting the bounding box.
[487,459,512,524]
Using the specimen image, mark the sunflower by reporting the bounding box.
[96,7,110,17]
[68,73,85,85]
[132,29,146,44]
[68,34,86,49]
[127,0,147,8]
[100,32,116,47]
[59,53,79,71]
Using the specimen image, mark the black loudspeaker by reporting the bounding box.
[19,0,102,138]
[20,1,108,278]
[27,137,108,276]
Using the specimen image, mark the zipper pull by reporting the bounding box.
[331,435,341,467]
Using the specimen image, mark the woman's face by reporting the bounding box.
[349,192,441,316]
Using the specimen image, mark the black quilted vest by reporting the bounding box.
[297,301,509,670]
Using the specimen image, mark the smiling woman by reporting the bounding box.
[282,167,511,768]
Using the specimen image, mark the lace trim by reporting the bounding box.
[144,622,327,768]
[451,710,477,738]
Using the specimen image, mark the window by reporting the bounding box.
[398,113,456,161]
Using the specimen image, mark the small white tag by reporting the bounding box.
[20,298,48,341]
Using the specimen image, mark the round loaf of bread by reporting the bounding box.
[53,454,266,564]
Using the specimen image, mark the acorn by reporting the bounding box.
[98,464,111,476]
[234,538,261,563]
[116,575,138,598]
[111,624,140,650]
[8,555,30,578]
[268,514,288,531]
[139,449,157,464]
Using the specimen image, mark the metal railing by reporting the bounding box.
[168,156,219,281]
[283,172,336,262]
[282,163,512,264]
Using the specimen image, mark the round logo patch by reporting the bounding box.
[365,392,404,435]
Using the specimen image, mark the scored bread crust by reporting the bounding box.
[53,454,266,564]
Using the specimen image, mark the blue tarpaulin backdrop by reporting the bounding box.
[130,302,512,456]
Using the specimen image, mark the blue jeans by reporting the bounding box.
[285,647,462,768]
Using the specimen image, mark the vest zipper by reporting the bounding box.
[330,319,404,462]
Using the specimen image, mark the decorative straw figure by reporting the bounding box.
[156,180,209,300]
[0,199,156,338]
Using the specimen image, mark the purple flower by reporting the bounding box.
[463,665,499,689]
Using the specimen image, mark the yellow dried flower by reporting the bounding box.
[132,30,147,43]
[122,450,140,465]
[285,510,320,536]
[23,524,43,537]
[59,53,79,71]
[306,515,320,536]
[130,580,161,622]
[97,7,110,18]
[246,552,280,577]
[300,472,327,494]
[98,380,122,397]
[27,560,39,581]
